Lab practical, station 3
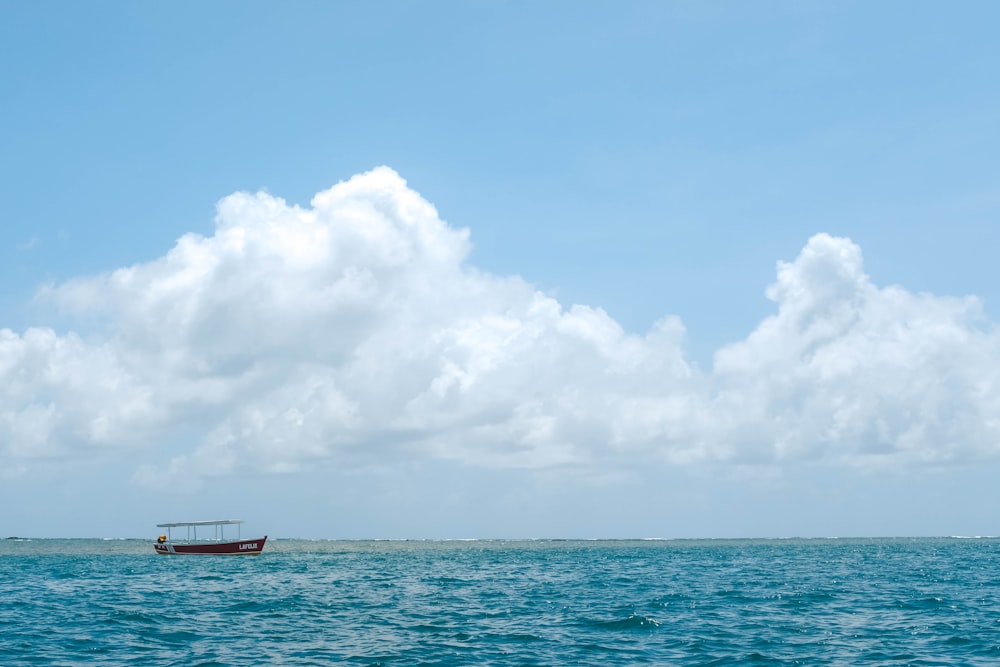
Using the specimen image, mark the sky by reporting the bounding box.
[1,1,999,539]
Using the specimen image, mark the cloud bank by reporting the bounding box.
[2,167,998,483]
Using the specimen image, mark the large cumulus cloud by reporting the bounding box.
[712,233,1000,468]
[2,168,998,483]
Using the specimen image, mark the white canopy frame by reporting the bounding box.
[156,520,243,542]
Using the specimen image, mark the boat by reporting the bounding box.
[153,520,267,555]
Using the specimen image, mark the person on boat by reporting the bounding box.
[157,535,167,544]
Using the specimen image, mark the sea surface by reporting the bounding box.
[2,537,1000,665]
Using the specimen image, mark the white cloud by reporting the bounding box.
[712,233,1000,468]
[3,169,999,485]
[0,327,159,461]
[16,236,40,252]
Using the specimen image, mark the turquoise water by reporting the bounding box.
[2,538,1000,665]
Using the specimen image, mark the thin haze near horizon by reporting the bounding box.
[2,2,999,539]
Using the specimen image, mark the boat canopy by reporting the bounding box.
[156,520,246,543]
[157,520,243,528]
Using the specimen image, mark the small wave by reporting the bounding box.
[591,614,661,631]
[484,631,543,643]
[894,596,952,614]
[945,635,974,646]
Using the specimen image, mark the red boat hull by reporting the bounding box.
[154,536,267,555]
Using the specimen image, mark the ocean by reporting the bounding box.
[2,537,999,665]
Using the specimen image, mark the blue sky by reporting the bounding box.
[2,2,999,538]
